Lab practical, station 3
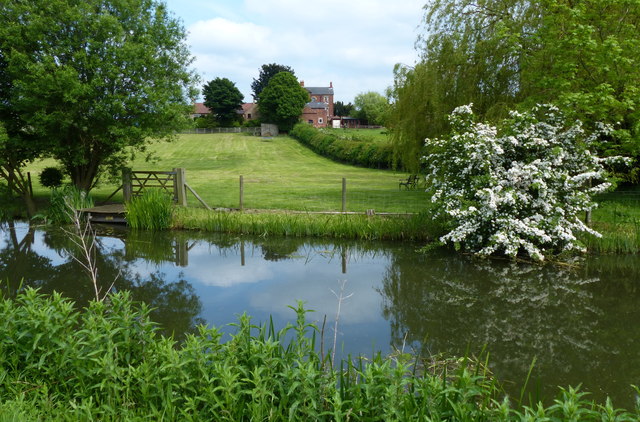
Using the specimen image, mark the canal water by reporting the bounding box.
[1,221,639,408]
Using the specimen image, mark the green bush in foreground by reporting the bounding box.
[0,289,638,421]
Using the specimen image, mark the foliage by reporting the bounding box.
[126,189,174,230]
[423,104,627,261]
[1,288,638,420]
[0,0,198,192]
[353,91,390,126]
[38,167,64,189]
[391,0,640,179]
[334,101,355,117]
[290,123,393,169]
[202,77,244,127]
[250,63,295,101]
[46,185,94,224]
[258,72,309,131]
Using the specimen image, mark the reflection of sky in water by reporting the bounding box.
[4,223,640,407]
[127,240,392,355]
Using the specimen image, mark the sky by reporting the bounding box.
[162,0,425,103]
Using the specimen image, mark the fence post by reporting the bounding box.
[174,168,187,206]
[239,175,244,211]
[342,177,347,213]
[122,168,132,202]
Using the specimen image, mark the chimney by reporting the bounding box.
[330,81,333,88]
[300,80,304,87]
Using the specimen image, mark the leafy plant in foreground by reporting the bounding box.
[0,289,638,420]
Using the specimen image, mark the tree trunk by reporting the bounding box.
[22,192,37,217]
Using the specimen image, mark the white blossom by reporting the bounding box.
[422,104,625,261]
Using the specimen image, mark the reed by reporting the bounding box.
[582,199,640,254]
[125,189,174,230]
[0,288,637,421]
[46,185,94,224]
[172,207,439,241]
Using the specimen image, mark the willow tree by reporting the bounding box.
[0,0,198,192]
[391,0,640,177]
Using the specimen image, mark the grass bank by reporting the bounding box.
[14,133,640,253]
[582,191,640,254]
[1,288,638,421]
[173,207,439,242]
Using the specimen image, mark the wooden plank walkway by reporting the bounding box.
[81,204,126,224]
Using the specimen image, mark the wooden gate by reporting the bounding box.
[122,168,186,206]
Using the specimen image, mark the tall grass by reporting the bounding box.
[582,198,640,254]
[46,185,94,224]
[126,189,174,230]
[172,207,441,241]
[0,288,638,420]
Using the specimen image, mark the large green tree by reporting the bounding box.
[391,0,640,177]
[334,101,354,117]
[353,92,390,126]
[251,63,295,102]
[202,77,244,127]
[0,0,198,192]
[257,72,309,131]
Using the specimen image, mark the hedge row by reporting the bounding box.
[290,123,393,169]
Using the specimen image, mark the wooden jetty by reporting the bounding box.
[81,203,126,224]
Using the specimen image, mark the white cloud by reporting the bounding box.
[188,18,275,57]
[167,0,424,102]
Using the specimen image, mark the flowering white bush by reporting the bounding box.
[423,104,626,261]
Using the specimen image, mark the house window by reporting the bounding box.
[318,118,324,124]
[308,120,313,124]
[247,113,252,119]
[311,96,317,102]
[323,96,329,102]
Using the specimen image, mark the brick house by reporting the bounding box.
[241,103,259,121]
[300,81,334,128]
[191,102,211,119]
[191,102,259,121]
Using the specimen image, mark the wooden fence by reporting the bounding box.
[104,168,210,210]
[182,127,261,135]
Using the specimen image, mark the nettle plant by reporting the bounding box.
[423,104,627,261]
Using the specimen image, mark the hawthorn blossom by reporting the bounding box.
[423,104,623,261]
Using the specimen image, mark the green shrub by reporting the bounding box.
[38,167,64,189]
[126,189,174,230]
[47,185,94,224]
[290,123,393,169]
[0,288,637,420]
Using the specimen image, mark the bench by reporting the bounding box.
[399,174,419,190]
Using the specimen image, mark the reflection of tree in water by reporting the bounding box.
[0,221,55,294]
[260,237,306,261]
[380,252,640,406]
[0,223,203,342]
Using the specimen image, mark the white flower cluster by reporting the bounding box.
[423,104,621,261]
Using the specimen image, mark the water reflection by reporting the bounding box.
[0,222,204,341]
[380,252,640,406]
[0,222,638,407]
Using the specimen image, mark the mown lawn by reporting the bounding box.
[26,133,427,213]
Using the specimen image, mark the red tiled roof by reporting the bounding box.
[193,102,210,114]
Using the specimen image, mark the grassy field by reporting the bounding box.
[26,133,426,213]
